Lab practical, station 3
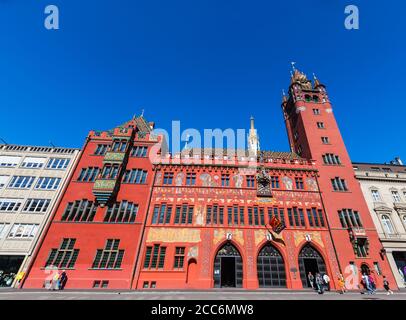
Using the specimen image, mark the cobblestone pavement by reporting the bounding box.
[0,289,406,300]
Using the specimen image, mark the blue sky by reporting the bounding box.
[0,0,404,163]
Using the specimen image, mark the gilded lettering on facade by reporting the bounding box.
[146,228,201,243]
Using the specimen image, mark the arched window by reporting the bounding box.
[381,215,395,234]
[402,215,406,228]
[313,95,319,102]
[371,189,381,202]
[257,244,286,288]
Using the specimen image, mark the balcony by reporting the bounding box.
[103,151,126,163]
[92,178,118,206]
[348,227,367,239]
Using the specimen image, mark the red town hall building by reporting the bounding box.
[22,70,397,290]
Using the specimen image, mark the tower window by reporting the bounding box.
[322,153,341,165]
[338,209,363,228]
[321,137,330,144]
[331,177,348,191]
[317,122,325,129]
[313,109,320,115]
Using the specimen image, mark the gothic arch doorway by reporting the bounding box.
[298,245,327,288]
[213,242,243,288]
[361,263,371,275]
[257,244,287,288]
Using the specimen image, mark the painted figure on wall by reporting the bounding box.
[282,176,293,190]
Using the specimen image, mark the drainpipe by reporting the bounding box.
[129,164,157,289]
[314,172,343,277]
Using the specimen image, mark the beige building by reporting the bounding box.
[0,144,80,287]
[354,158,406,288]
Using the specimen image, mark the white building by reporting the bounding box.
[354,158,406,288]
[0,144,80,287]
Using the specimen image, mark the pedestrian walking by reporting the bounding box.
[52,271,60,291]
[308,272,315,289]
[383,276,394,295]
[361,273,371,294]
[323,274,330,291]
[58,270,67,290]
[338,274,346,294]
[315,273,324,294]
[368,274,376,294]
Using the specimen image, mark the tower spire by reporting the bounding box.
[248,116,260,156]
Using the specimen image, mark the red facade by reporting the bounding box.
[22,71,397,290]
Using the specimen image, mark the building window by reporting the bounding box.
[317,122,325,129]
[0,198,23,212]
[322,154,341,165]
[22,198,51,213]
[206,205,224,225]
[0,156,21,167]
[173,247,185,269]
[8,223,39,239]
[163,172,174,185]
[111,139,127,152]
[186,173,196,186]
[101,164,120,179]
[246,176,255,188]
[77,167,100,182]
[123,169,148,184]
[321,137,330,144]
[227,206,245,225]
[92,239,124,269]
[94,144,109,156]
[381,215,395,234]
[0,176,9,189]
[392,190,401,203]
[21,157,46,169]
[287,207,306,227]
[131,146,148,157]
[331,177,348,191]
[143,244,166,269]
[313,109,321,115]
[306,208,325,228]
[248,207,264,226]
[61,200,97,222]
[104,201,138,223]
[294,131,299,140]
[45,238,79,269]
[271,176,280,189]
[402,215,406,228]
[221,174,230,187]
[371,190,381,202]
[355,239,369,258]
[268,207,286,225]
[0,223,10,239]
[8,176,35,189]
[46,158,70,170]
[338,209,363,228]
[173,204,194,225]
[295,177,304,190]
[151,204,173,225]
[35,177,61,190]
